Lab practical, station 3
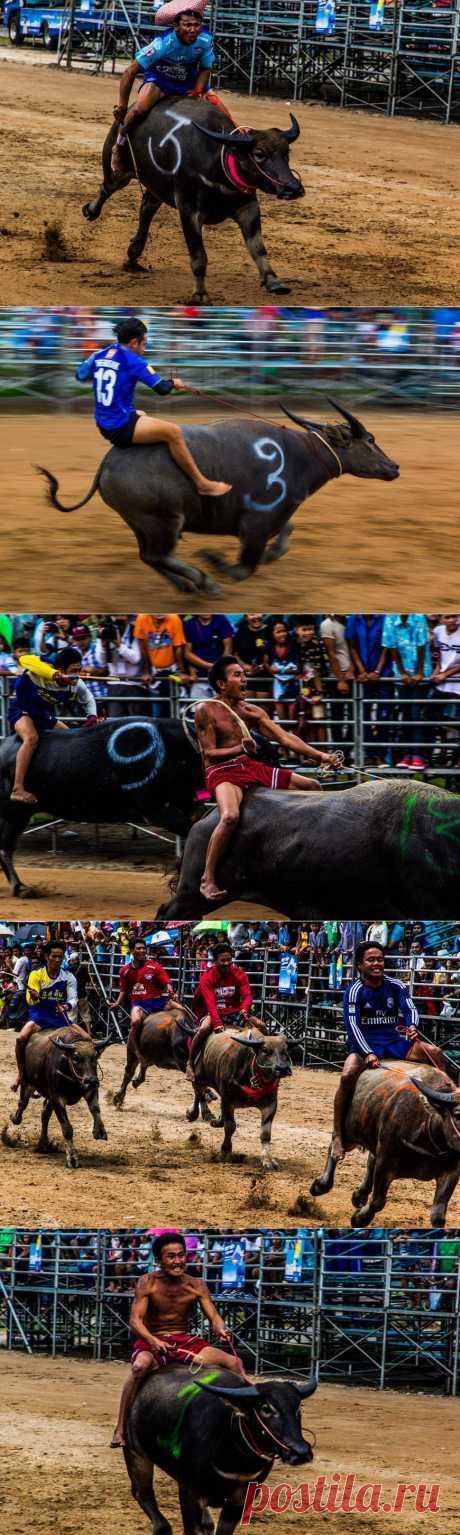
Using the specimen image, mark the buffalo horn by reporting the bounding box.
[195,123,256,148]
[280,405,314,432]
[229,1035,265,1049]
[54,1036,76,1052]
[281,113,300,142]
[293,1373,318,1400]
[410,1075,457,1109]
[199,1380,261,1402]
[327,398,366,438]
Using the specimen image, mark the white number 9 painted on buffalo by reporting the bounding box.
[243,438,287,513]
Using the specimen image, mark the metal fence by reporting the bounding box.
[1,1227,459,1393]
[23,920,459,1065]
[55,0,460,124]
[2,307,460,409]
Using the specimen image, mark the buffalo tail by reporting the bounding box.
[35,462,103,514]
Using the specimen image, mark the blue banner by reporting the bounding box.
[222,1240,246,1289]
[369,0,384,29]
[278,953,298,996]
[315,0,336,35]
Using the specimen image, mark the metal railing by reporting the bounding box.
[1,1227,459,1393]
[2,307,460,408]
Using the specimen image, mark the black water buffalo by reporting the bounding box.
[187,1025,292,1170]
[38,404,399,595]
[82,95,304,300]
[158,777,460,919]
[125,1364,317,1535]
[0,717,201,897]
[4,1026,108,1168]
[310,1063,460,1227]
[113,1001,211,1121]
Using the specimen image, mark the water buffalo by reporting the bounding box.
[0,717,201,897]
[82,95,304,301]
[188,1025,292,1170]
[37,404,399,595]
[125,1364,317,1535]
[310,1062,460,1227]
[158,777,460,919]
[113,1000,212,1122]
[4,1026,108,1168]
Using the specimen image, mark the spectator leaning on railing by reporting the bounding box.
[381,612,433,770]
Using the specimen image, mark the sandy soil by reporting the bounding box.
[2,409,460,610]
[1,1355,458,1535]
[1,1031,459,1230]
[0,844,282,919]
[1,64,460,306]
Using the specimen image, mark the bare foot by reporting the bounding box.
[10,789,38,805]
[185,1062,195,1082]
[11,1079,20,1093]
[200,877,227,900]
[111,145,126,180]
[110,1433,124,1449]
[331,1133,345,1162]
[196,480,232,498]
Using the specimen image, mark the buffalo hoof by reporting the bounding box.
[351,1188,366,1209]
[264,277,291,294]
[65,1150,79,1169]
[262,1155,279,1172]
[124,258,150,273]
[202,550,228,573]
[113,1093,124,1110]
[186,1105,199,1122]
[82,201,100,222]
[350,1209,372,1229]
[220,1147,233,1162]
[208,1112,223,1128]
[310,1177,327,1197]
[93,1125,108,1140]
[36,1139,56,1155]
[11,882,36,900]
[190,290,210,305]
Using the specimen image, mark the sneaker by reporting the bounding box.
[396,756,411,768]
[410,756,426,769]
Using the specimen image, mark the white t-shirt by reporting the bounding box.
[433,623,460,695]
[320,618,352,675]
[13,955,30,991]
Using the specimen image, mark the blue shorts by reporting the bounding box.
[141,69,210,95]
[29,1010,69,1030]
[132,996,168,1016]
[348,1030,412,1062]
[9,706,56,732]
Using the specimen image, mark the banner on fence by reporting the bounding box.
[369,0,385,30]
[315,0,336,34]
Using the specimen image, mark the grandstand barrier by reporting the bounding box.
[0,1227,459,1393]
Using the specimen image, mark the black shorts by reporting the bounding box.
[98,410,140,448]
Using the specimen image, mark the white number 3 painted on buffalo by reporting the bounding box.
[148,110,190,176]
[243,438,287,513]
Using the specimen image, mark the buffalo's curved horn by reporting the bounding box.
[293,1373,318,1400]
[327,398,366,438]
[410,1075,457,1110]
[281,113,300,143]
[199,1379,261,1402]
[280,405,318,433]
[194,123,256,148]
[53,1036,76,1052]
[229,1035,265,1049]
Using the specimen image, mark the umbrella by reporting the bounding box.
[0,924,14,936]
[145,930,176,947]
[192,920,230,934]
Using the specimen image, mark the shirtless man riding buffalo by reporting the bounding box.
[111,1229,247,1448]
[195,656,342,901]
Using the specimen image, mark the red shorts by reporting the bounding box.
[131,1333,208,1367]
[205,754,292,796]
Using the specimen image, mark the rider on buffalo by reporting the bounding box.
[112,8,219,180]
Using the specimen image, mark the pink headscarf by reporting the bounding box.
[155,0,206,24]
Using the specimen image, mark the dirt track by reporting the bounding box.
[0,848,281,920]
[1,63,460,306]
[1,1355,458,1535]
[2,409,460,610]
[1,1031,458,1230]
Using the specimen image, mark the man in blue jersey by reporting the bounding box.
[76,317,230,499]
[331,940,448,1160]
[111,10,215,179]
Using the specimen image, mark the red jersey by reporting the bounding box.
[119,959,171,1003]
[194,962,253,1027]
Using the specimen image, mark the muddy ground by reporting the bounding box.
[1,409,459,611]
[1,64,459,306]
[1,1030,458,1229]
[1,1355,457,1535]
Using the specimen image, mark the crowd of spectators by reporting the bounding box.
[0,612,459,775]
[1,919,460,1034]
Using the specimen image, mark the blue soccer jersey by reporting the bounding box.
[75,345,171,430]
[343,978,419,1060]
[136,28,215,92]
